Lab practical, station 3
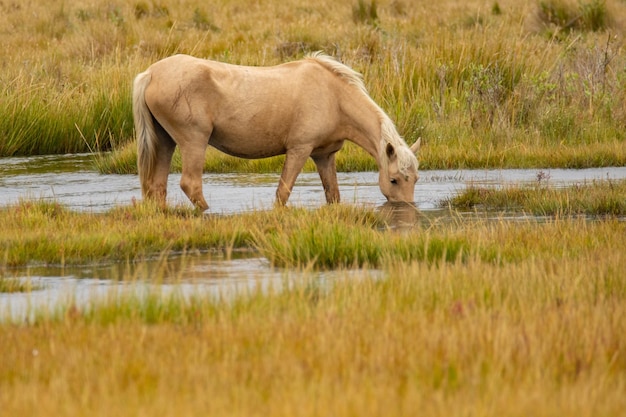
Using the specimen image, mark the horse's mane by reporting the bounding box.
[380,117,419,176]
[306,51,369,96]
[306,52,418,176]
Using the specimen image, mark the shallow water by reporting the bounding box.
[1,154,626,322]
[0,253,380,323]
[2,154,626,212]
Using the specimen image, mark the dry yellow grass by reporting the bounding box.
[2,0,626,167]
[1,214,625,416]
[1,251,625,416]
[2,1,626,414]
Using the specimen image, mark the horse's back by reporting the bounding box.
[145,55,342,150]
[146,54,341,107]
[147,54,316,95]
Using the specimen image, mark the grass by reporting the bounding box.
[0,60,133,156]
[2,177,625,270]
[94,141,378,175]
[2,1,626,412]
[0,201,387,268]
[0,231,624,416]
[2,0,626,170]
[445,178,626,215]
[0,277,38,293]
[0,200,249,267]
[1,181,625,415]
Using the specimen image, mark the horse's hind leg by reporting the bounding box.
[313,152,340,204]
[148,121,176,207]
[179,141,209,211]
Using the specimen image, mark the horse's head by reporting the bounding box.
[378,139,420,203]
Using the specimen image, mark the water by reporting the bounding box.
[2,154,625,212]
[0,253,381,323]
[2,154,626,322]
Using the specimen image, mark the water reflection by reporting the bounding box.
[0,252,381,323]
[378,202,420,230]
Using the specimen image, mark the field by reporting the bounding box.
[2,0,626,170]
[1,0,626,415]
[1,182,626,416]
[1,250,625,417]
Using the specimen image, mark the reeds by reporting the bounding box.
[2,0,625,169]
[1,244,625,416]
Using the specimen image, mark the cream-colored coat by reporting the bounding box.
[133,53,420,210]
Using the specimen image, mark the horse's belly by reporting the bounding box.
[209,135,286,159]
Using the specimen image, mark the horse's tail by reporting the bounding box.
[132,71,157,197]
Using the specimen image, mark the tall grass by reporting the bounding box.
[1,183,625,415]
[0,59,133,156]
[0,200,250,267]
[1,0,625,169]
[94,141,377,174]
[1,244,625,416]
[2,183,625,270]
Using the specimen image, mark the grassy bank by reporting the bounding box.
[2,0,626,169]
[2,177,625,269]
[1,228,625,416]
[446,178,626,215]
[2,180,625,415]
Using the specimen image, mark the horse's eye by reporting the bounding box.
[390,178,398,185]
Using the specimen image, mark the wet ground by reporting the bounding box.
[2,154,626,322]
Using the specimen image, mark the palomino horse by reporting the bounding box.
[133,52,420,210]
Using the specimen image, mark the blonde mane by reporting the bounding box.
[306,52,418,177]
[380,116,419,177]
[306,52,369,96]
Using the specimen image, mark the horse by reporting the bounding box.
[132,52,420,211]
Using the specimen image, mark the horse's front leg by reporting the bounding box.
[312,152,340,204]
[276,147,311,206]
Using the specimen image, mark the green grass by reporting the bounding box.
[445,178,626,215]
[2,0,626,170]
[0,200,249,267]
[2,178,625,271]
[94,141,378,175]
[0,277,38,293]
[0,65,133,156]
[1,178,625,415]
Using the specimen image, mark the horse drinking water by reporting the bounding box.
[133,53,420,210]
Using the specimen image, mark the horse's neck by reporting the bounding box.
[340,96,383,165]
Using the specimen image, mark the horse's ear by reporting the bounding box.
[410,137,421,154]
[385,143,396,161]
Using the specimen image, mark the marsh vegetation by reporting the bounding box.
[1,178,624,269]
[2,189,626,416]
[2,0,626,415]
[1,0,626,170]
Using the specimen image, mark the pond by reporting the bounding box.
[2,154,626,322]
